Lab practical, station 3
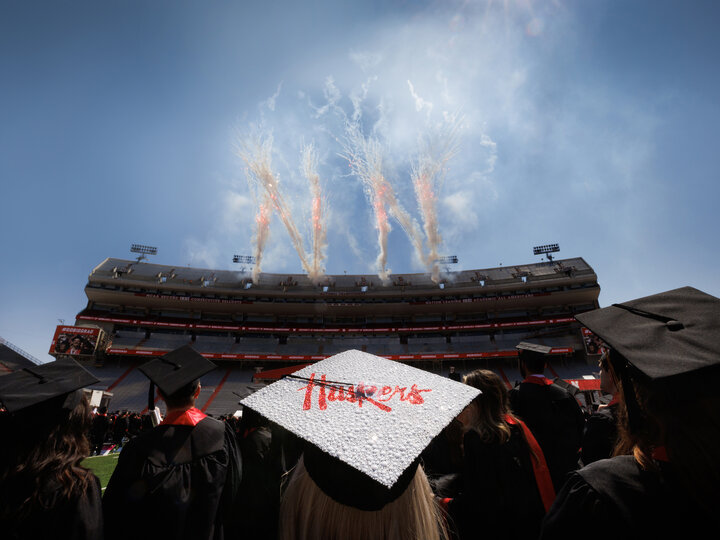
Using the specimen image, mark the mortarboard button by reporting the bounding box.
[666,320,684,331]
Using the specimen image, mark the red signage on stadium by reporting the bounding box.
[104,347,573,361]
[78,314,574,334]
[50,326,101,356]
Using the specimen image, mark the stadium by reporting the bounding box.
[40,254,606,417]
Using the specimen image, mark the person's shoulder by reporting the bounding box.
[576,456,647,499]
[587,406,616,424]
[189,416,229,454]
[196,415,227,435]
[117,424,169,457]
[546,382,575,400]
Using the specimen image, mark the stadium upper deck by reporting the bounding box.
[81,256,599,319]
[50,257,603,413]
[60,256,601,364]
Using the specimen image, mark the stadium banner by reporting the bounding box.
[50,325,101,356]
[105,347,573,361]
[80,313,574,334]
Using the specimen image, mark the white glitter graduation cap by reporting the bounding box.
[241,349,480,492]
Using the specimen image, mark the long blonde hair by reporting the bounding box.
[278,456,448,540]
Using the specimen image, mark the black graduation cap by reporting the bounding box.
[0,357,99,413]
[575,286,720,393]
[516,341,553,355]
[241,349,480,511]
[138,345,216,410]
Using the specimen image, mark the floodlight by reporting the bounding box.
[434,255,458,274]
[131,244,157,255]
[533,243,560,261]
[130,243,157,262]
[533,244,559,255]
[233,255,256,264]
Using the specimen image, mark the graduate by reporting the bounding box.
[448,369,554,540]
[0,357,103,540]
[509,341,586,491]
[240,349,480,540]
[541,286,720,539]
[580,350,620,465]
[102,345,242,540]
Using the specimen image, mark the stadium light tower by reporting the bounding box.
[434,255,459,274]
[233,254,256,273]
[533,243,560,262]
[130,244,158,263]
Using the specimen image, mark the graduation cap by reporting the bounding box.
[241,349,480,511]
[138,345,216,411]
[0,357,99,413]
[516,341,553,355]
[516,341,552,372]
[575,286,720,391]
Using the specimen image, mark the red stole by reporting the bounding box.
[160,407,207,427]
[505,414,556,512]
[652,446,669,462]
[522,375,554,386]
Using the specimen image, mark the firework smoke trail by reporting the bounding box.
[252,195,272,283]
[343,132,391,282]
[238,134,313,277]
[411,114,463,282]
[302,143,327,283]
[343,125,426,282]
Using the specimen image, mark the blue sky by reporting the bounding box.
[2,0,719,361]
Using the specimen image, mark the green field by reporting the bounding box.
[82,454,120,490]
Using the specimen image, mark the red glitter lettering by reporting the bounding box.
[403,384,431,405]
[299,374,431,413]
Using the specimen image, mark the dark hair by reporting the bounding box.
[0,393,93,520]
[159,379,200,409]
[519,350,546,374]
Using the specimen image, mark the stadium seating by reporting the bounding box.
[59,256,603,414]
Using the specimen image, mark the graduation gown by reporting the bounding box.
[102,411,241,540]
[580,402,618,466]
[540,455,712,539]
[509,377,585,490]
[236,425,277,539]
[447,425,545,540]
[0,473,103,540]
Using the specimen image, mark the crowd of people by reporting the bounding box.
[87,406,241,455]
[0,285,717,539]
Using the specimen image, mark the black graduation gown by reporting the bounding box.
[540,456,712,539]
[236,425,277,539]
[91,413,110,454]
[580,402,618,465]
[0,473,103,540]
[102,416,242,540]
[447,425,545,540]
[509,380,585,491]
